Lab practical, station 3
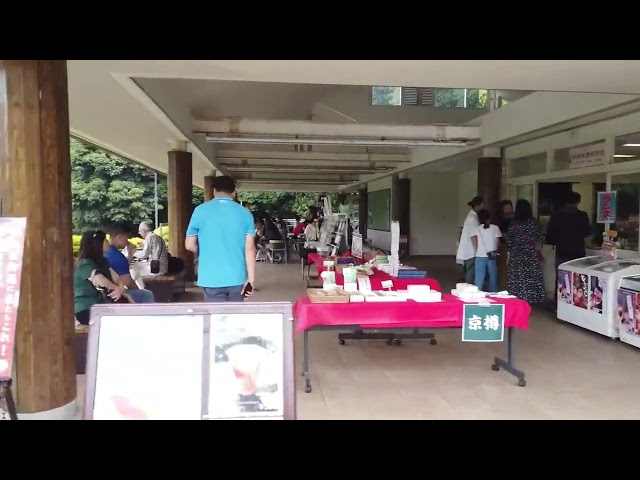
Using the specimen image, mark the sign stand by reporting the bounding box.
[0,379,18,420]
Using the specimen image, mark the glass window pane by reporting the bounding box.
[371,86,402,106]
[465,89,488,108]
[435,88,465,107]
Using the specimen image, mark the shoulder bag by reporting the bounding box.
[150,238,165,274]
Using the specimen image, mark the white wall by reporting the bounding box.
[366,177,393,250]
[458,169,478,222]
[367,169,479,255]
[479,92,640,146]
[408,172,460,255]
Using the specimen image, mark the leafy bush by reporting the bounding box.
[72,234,144,255]
[154,225,169,244]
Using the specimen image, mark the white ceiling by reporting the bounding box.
[67,60,640,191]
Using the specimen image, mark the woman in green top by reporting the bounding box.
[74,230,132,325]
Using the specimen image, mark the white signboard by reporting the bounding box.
[569,142,606,169]
[84,303,295,420]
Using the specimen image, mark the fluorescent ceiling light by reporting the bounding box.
[614,154,636,158]
[622,143,640,147]
[206,133,468,148]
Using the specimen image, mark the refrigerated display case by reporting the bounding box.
[557,257,640,338]
[618,275,640,349]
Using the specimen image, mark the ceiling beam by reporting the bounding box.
[237,182,343,193]
[194,118,480,143]
[216,149,411,162]
[226,165,391,174]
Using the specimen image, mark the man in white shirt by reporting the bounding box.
[456,196,484,283]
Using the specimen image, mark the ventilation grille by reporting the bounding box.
[401,87,435,106]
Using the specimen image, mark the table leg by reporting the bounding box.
[303,329,312,393]
[491,327,526,387]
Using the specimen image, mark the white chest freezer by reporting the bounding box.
[618,275,640,349]
[557,256,640,339]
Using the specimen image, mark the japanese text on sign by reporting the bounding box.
[0,218,27,380]
[568,142,606,169]
[462,304,505,342]
[597,190,617,224]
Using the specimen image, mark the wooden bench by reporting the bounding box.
[142,270,186,303]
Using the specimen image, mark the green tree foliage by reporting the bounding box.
[371,86,401,106]
[435,88,487,108]
[70,138,349,233]
[237,191,342,217]
[71,138,168,232]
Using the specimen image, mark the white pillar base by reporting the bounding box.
[16,398,78,420]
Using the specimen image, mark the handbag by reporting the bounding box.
[150,239,165,274]
[92,267,130,304]
[479,227,499,260]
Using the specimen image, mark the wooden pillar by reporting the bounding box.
[0,60,76,416]
[358,187,368,240]
[392,176,411,256]
[478,157,502,219]
[204,175,215,202]
[167,148,195,280]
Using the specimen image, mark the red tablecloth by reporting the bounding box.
[293,294,531,334]
[307,252,440,292]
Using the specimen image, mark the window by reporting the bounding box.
[371,86,402,106]
[434,89,488,108]
[372,86,487,108]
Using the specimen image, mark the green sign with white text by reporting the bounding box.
[462,304,505,342]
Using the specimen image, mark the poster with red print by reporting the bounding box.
[0,218,27,381]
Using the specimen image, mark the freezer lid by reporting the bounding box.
[562,256,610,268]
[591,259,640,273]
[620,275,640,291]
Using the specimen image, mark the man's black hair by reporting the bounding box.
[567,191,581,205]
[107,223,131,237]
[213,175,236,194]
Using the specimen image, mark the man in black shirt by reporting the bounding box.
[546,191,592,298]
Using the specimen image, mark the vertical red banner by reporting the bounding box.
[0,218,27,380]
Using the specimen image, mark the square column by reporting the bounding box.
[477,157,502,218]
[204,174,215,202]
[167,148,195,280]
[0,60,77,416]
[358,187,368,239]
[392,175,411,256]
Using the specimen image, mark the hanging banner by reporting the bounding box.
[569,142,606,169]
[0,218,27,381]
[596,191,617,223]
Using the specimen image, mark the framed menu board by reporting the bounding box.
[84,302,295,420]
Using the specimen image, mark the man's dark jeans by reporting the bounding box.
[204,285,244,303]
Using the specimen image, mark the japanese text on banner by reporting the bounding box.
[0,218,27,380]
[462,304,505,342]
[597,190,617,224]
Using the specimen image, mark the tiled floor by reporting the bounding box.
[76,256,640,420]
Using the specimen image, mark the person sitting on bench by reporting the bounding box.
[130,221,169,288]
[104,224,155,303]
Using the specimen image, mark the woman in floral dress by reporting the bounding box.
[506,199,547,304]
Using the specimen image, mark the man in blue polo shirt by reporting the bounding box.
[105,224,155,303]
[185,175,256,302]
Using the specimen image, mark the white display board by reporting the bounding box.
[84,303,295,420]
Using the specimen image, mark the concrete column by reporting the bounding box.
[478,157,502,219]
[204,174,216,202]
[0,60,77,418]
[167,147,195,281]
[392,175,411,255]
[358,187,368,240]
